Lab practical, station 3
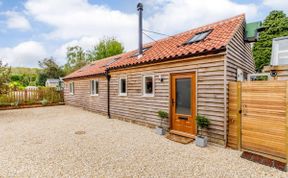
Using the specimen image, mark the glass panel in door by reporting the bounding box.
[176,78,191,115]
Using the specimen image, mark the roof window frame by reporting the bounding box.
[185,29,213,45]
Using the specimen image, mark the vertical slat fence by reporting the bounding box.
[228,80,288,163]
[0,88,64,107]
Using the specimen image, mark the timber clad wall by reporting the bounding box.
[64,76,107,115]
[110,54,226,145]
[226,20,255,80]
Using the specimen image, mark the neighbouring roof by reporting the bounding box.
[46,79,60,83]
[64,14,245,80]
[245,21,262,42]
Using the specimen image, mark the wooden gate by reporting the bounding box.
[228,81,288,162]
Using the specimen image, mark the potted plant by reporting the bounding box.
[196,115,210,147]
[155,110,168,135]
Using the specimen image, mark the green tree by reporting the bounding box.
[37,58,64,86]
[253,11,288,71]
[0,60,11,94]
[64,46,87,74]
[87,37,124,62]
[38,58,64,78]
[36,72,48,86]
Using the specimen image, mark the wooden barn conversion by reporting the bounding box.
[63,14,255,145]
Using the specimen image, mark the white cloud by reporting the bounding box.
[0,41,47,67]
[147,0,258,34]
[0,0,261,67]
[4,11,31,31]
[25,0,140,51]
[263,0,288,12]
[54,36,101,64]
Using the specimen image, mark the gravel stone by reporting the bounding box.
[0,106,287,177]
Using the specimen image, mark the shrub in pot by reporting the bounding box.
[155,110,168,135]
[196,115,210,147]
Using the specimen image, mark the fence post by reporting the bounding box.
[236,82,242,150]
[286,81,288,168]
[24,90,28,104]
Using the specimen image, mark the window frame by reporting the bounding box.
[142,75,155,97]
[69,82,74,95]
[118,75,127,96]
[185,29,212,44]
[271,37,288,66]
[90,79,99,96]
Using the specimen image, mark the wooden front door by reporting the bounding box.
[170,72,196,138]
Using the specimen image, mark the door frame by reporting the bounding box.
[169,71,197,137]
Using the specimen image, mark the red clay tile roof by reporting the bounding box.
[64,14,244,80]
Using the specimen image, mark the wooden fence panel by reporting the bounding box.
[228,80,288,161]
[0,88,64,106]
[242,81,287,159]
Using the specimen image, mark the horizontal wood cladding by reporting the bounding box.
[226,21,255,81]
[64,76,107,114]
[109,54,226,145]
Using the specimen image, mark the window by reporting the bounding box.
[119,76,127,96]
[185,30,212,44]
[143,75,154,97]
[131,46,151,57]
[90,80,99,96]
[69,82,74,95]
[271,37,288,65]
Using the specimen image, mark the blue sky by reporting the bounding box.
[0,0,287,67]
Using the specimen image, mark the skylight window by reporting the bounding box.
[105,57,121,67]
[132,46,151,57]
[186,30,212,44]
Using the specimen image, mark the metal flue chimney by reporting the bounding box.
[137,2,143,56]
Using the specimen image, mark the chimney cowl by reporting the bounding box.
[137,3,143,11]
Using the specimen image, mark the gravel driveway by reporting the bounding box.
[0,106,287,177]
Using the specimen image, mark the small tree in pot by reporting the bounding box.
[196,115,210,147]
[155,110,168,135]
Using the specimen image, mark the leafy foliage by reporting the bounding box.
[86,37,124,62]
[158,110,168,119]
[36,72,48,86]
[157,110,168,128]
[9,81,25,90]
[10,73,37,88]
[9,67,39,88]
[11,67,40,75]
[63,37,124,75]
[253,11,288,71]
[38,58,64,78]
[0,60,11,94]
[196,115,210,129]
[196,115,210,136]
[64,46,87,74]
[37,58,64,86]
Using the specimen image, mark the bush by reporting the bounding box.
[196,115,210,136]
[157,110,168,128]
[158,110,168,119]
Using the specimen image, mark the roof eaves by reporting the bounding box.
[63,72,106,80]
[108,46,226,71]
